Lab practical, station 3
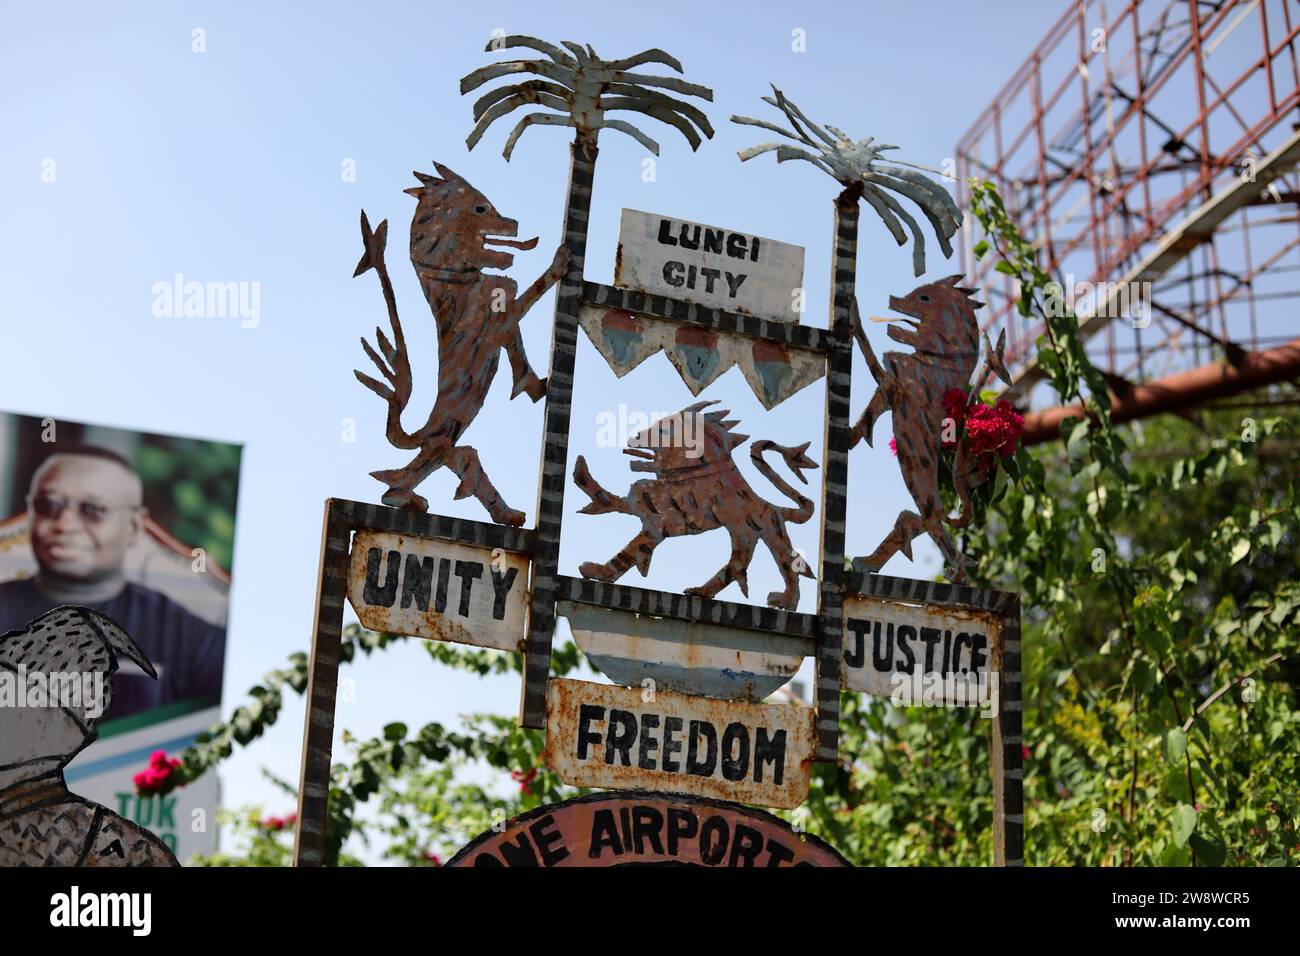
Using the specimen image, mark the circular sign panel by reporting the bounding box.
[447,791,849,867]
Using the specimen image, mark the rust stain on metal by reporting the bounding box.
[849,280,1012,584]
[346,530,530,652]
[572,401,817,610]
[352,165,567,524]
[546,678,815,809]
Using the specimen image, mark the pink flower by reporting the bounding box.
[262,815,286,831]
[511,767,538,796]
[1021,744,1031,761]
[424,850,443,866]
[133,750,182,796]
[888,436,897,457]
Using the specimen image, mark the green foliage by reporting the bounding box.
[805,181,1300,867]
[134,438,241,572]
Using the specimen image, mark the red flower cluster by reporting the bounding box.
[423,850,443,866]
[965,401,1025,461]
[511,767,538,796]
[941,388,1025,465]
[133,750,181,796]
[261,812,298,831]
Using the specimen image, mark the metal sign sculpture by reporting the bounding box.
[0,608,178,866]
[353,165,566,522]
[293,38,1024,869]
[572,401,816,610]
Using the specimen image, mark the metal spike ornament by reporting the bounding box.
[732,86,961,276]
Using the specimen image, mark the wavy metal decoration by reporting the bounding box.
[578,306,825,409]
[732,87,961,276]
[461,36,714,158]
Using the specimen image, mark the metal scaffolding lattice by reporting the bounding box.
[955,0,1300,411]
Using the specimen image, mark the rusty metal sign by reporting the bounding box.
[615,209,804,322]
[346,529,530,651]
[546,678,815,809]
[558,600,811,701]
[447,791,848,867]
[842,593,999,703]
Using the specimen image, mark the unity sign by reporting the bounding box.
[293,33,1023,869]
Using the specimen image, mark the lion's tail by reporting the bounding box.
[572,456,629,515]
[750,440,818,525]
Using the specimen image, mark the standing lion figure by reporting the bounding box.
[572,400,818,610]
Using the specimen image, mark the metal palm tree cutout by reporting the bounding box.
[732,87,961,276]
[461,36,715,158]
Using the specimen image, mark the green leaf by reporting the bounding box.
[1188,832,1227,866]
[1230,539,1251,565]
[1171,803,1197,847]
[1163,727,1187,764]
[994,259,1017,276]
[383,722,408,742]
[972,239,989,259]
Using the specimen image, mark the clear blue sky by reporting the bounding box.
[0,0,1067,849]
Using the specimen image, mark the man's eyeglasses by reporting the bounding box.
[28,495,140,524]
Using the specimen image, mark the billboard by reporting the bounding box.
[0,412,240,861]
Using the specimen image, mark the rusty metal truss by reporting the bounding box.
[955,0,1300,413]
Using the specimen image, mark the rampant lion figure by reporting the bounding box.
[573,401,818,610]
[850,275,1009,583]
[353,162,569,524]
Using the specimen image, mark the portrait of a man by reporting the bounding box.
[0,445,227,721]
